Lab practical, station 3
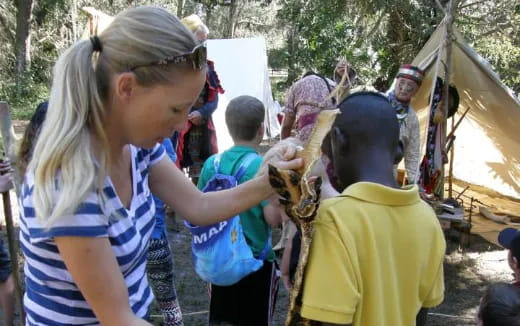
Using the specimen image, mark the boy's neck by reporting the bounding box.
[346,152,400,189]
[355,170,400,189]
[233,140,260,149]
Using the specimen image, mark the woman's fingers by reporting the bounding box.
[274,158,303,171]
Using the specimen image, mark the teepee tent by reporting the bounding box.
[81,8,280,152]
[410,20,520,199]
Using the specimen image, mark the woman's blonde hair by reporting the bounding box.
[30,6,198,225]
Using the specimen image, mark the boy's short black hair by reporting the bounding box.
[335,91,400,151]
[479,283,520,326]
[225,95,265,141]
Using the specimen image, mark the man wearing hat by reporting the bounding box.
[498,228,520,288]
[388,64,424,184]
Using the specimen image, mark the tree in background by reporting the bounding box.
[0,0,518,118]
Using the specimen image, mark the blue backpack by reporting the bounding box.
[184,153,271,286]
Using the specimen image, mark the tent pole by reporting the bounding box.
[448,115,455,198]
[441,0,457,200]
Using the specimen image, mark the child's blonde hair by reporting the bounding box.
[30,6,197,225]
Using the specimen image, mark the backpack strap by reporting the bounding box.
[233,153,260,182]
[257,229,272,261]
[213,154,222,174]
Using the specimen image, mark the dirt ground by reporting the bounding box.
[0,211,511,325]
[144,216,512,326]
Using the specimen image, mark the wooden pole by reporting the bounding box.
[0,102,25,324]
[446,105,471,142]
[440,0,457,200]
[448,115,455,198]
[1,191,25,324]
[0,102,20,193]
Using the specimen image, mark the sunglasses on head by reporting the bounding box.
[129,43,207,71]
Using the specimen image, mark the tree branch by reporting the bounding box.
[364,8,387,40]
[475,23,514,39]
[435,0,447,15]
[459,0,488,10]
[0,12,15,44]
[235,19,268,28]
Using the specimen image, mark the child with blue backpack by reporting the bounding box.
[197,95,281,326]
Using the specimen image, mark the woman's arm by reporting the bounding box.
[149,145,302,226]
[263,195,283,227]
[55,237,151,326]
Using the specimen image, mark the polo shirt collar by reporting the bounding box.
[339,182,420,206]
[228,145,258,153]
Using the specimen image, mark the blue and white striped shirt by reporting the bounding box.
[19,144,165,325]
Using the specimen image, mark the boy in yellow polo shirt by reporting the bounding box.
[300,92,445,326]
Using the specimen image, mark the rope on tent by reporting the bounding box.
[428,312,474,321]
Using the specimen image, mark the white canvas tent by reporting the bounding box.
[410,20,520,199]
[207,37,281,151]
[81,8,281,152]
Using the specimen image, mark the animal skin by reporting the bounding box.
[268,109,339,326]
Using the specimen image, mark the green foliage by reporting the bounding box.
[0,0,518,122]
[0,71,49,120]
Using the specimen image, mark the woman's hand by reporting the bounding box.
[258,138,303,176]
[188,110,204,126]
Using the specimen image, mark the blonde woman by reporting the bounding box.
[19,7,300,326]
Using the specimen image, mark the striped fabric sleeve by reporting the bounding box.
[23,191,109,244]
[149,143,166,166]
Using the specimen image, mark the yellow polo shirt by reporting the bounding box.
[300,182,445,325]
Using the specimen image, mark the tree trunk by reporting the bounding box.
[15,0,34,91]
[286,0,301,85]
[206,5,213,28]
[226,0,238,38]
[287,25,298,84]
[177,0,184,18]
[71,0,78,43]
[385,9,405,80]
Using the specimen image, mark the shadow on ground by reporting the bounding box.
[0,214,509,326]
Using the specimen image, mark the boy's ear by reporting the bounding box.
[331,126,348,151]
[321,132,333,159]
[258,122,265,138]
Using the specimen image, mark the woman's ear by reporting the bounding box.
[114,72,137,103]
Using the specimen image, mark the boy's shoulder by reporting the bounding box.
[201,150,262,175]
[318,182,435,213]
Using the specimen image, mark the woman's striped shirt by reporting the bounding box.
[19,144,165,325]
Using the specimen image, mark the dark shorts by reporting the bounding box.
[209,261,280,326]
[0,238,12,282]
